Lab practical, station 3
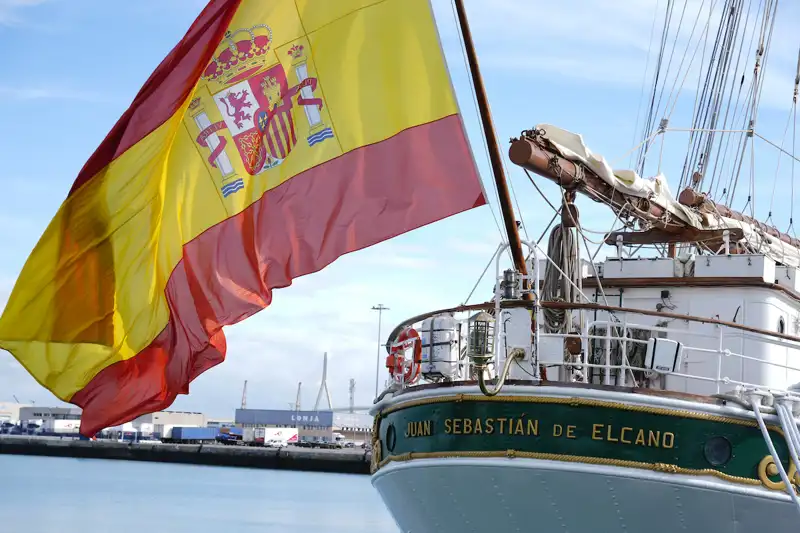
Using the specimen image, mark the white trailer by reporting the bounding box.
[42,419,80,434]
[243,427,298,447]
[265,427,297,447]
[243,427,266,446]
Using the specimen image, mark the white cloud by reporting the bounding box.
[435,0,798,112]
[0,0,49,26]
[460,0,661,50]
[357,242,441,270]
[445,236,499,257]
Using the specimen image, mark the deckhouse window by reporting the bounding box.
[778,317,786,334]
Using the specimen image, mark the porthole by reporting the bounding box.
[703,436,733,466]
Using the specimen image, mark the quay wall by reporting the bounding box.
[0,436,371,475]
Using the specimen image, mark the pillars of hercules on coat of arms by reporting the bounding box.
[286,44,334,147]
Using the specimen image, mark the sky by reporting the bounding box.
[1,0,799,418]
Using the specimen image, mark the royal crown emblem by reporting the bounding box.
[287,44,304,61]
[202,24,274,86]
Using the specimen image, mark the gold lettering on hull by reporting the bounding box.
[443,418,539,436]
[430,418,675,448]
[405,420,433,438]
[591,423,675,448]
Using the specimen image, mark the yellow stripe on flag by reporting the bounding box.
[0,0,464,402]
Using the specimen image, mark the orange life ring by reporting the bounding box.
[385,327,422,383]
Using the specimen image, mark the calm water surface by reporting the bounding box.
[0,455,399,533]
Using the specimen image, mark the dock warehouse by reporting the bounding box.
[18,406,81,424]
[235,409,373,443]
[0,402,26,424]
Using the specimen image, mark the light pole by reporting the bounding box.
[372,304,389,397]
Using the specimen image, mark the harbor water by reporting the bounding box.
[0,455,399,533]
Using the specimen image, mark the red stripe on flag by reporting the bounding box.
[278,113,292,150]
[69,114,485,436]
[266,128,280,160]
[274,124,287,159]
[287,114,297,146]
[68,0,243,197]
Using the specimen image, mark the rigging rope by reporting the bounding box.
[681,0,738,189]
[447,0,531,245]
[745,0,780,217]
[715,0,762,200]
[767,106,795,216]
[705,0,758,196]
[637,0,676,176]
[542,224,579,334]
[664,0,716,121]
[652,0,691,135]
[775,401,800,493]
[791,50,798,235]
[446,0,508,250]
[630,0,792,227]
[751,396,800,516]
[699,1,745,184]
[630,0,664,168]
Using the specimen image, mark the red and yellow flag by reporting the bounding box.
[0,0,486,436]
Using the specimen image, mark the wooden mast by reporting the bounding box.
[453,0,530,294]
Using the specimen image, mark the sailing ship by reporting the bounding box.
[1,0,800,531]
[369,1,800,532]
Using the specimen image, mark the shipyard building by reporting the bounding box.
[131,410,206,434]
[235,409,373,444]
[12,406,82,433]
[0,402,26,423]
[207,418,236,428]
[11,407,206,436]
[18,406,81,423]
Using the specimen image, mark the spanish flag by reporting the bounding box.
[0,0,485,436]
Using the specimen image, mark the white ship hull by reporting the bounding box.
[374,456,796,533]
[369,385,799,533]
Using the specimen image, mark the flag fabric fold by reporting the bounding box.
[0,0,486,436]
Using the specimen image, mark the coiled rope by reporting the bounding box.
[542,224,580,334]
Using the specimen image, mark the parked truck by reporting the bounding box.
[242,427,298,447]
[265,427,297,448]
[163,426,218,444]
[243,427,267,446]
[40,419,81,436]
[216,426,243,445]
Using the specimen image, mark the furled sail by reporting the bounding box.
[511,124,800,269]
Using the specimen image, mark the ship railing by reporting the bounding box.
[537,317,800,396]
